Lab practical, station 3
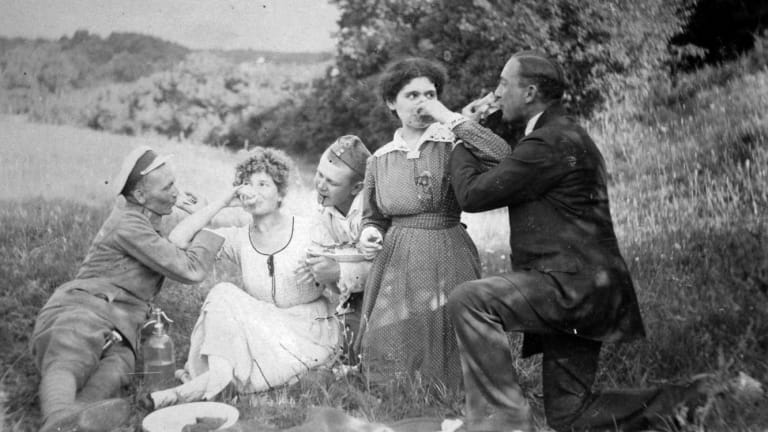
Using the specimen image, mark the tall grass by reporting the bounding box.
[2,59,768,430]
[583,61,768,429]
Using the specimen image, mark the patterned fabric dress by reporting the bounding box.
[182,216,340,393]
[357,123,481,388]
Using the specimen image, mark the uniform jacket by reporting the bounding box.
[450,104,645,347]
[312,193,371,302]
[40,200,224,353]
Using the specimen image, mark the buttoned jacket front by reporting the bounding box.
[451,105,645,351]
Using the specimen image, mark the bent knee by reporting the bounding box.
[448,276,518,317]
[447,279,487,316]
[34,331,103,385]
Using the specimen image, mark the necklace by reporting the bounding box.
[248,216,295,302]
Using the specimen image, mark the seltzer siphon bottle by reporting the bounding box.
[142,307,176,392]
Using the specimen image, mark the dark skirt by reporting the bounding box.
[357,214,481,388]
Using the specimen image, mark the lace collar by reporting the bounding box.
[373,123,455,159]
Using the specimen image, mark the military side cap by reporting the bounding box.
[112,145,173,196]
[323,135,371,177]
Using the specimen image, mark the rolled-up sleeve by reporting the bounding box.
[114,213,224,284]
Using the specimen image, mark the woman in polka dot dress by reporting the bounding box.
[355,57,481,389]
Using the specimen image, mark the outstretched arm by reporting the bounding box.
[115,213,224,284]
[451,136,559,212]
[168,186,243,248]
[418,98,512,168]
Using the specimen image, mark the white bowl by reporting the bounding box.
[142,402,239,432]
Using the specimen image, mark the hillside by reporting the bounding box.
[0,31,190,92]
[0,31,332,155]
[207,49,333,65]
[2,50,768,429]
[0,31,333,94]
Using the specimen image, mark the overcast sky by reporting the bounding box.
[0,0,340,52]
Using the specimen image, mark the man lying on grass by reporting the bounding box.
[29,145,239,432]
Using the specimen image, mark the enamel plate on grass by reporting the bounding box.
[142,402,239,432]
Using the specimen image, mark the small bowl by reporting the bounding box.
[142,402,239,432]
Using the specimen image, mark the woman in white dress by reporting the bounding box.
[146,147,339,409]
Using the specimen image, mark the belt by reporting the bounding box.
[391,213,460,230]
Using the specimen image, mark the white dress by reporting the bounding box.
[184,216,340,392]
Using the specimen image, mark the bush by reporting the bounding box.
[251,0,694,156]
[27,53,328,149]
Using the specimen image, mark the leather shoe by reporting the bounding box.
[675,374,717,425]
[640,374,716,430]
[40,398,130,432]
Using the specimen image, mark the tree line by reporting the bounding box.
[1,0,766,156]
[244,0,767,156]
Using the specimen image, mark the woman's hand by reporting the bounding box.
[416,99,455,124]
[359,227,384,259]
[211,185,247,209]
[295,261,315,286]
[229,185,248,207]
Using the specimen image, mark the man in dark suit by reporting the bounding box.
[419,51,705,431]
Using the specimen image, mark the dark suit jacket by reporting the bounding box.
[451,104,645,348]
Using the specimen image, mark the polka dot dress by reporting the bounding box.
[357,126,481,389]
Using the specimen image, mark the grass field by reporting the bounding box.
[2,57,768,430]
[0,115,511,431]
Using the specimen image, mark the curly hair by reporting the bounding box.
[379,57,448,105]
[233,146,294,197]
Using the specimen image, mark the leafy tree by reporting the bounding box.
[672,0,768,66]
[250,0,694,156]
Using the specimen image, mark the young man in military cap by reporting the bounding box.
[30,146,227,432]
[418,51,709,431]
[302,135,372,364]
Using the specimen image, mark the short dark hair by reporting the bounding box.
[233,146,293,197]
[379,57,448,105]
[513,50,566,102]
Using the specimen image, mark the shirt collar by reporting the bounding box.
[373,122,455,157]
[524,111,544,136]
[121,199,164,231]
[320,191,363,221]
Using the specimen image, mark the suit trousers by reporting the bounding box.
[448,273,684,432]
